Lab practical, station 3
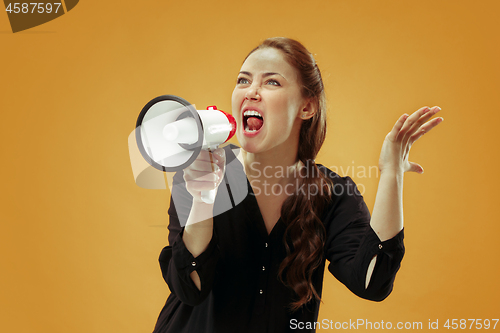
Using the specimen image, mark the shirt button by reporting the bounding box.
[265,243,268,248]
[378,244,383,250]
[259,290,263,294]
[262,266,266,271]
[191,261,197,267]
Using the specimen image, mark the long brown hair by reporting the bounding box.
[245,37,332,311]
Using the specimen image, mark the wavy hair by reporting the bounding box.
[245,37,333,311]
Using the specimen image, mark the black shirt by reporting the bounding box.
[152,146,405,333]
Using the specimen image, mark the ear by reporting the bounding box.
[299,99,317,120]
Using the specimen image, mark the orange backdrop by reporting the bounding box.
[1,0,499,332]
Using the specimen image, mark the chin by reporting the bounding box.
[240,142,259,154]
[236,132,254,150]
[239,139,264,155]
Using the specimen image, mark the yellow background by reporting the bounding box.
[1,0,499,332]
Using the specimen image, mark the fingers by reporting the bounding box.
[409,116,444,143]
[394,106,442,143]
[408,161,424,174]
[387,106,433,142]
[383,106,443,175]
[189,149,225,173]
[183,148,226,194]
[386,113,409,142]
[211,148,226,170]
[397,106,431,140]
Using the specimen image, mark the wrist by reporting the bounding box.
[186,200,215,227]
[379,168,404,179]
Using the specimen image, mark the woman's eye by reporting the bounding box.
[237,77,249,84]
[266,79,281,86]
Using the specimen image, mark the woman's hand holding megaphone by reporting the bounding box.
[183,148,226,204]
[182,148,225,273]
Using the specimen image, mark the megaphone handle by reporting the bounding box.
[200,148,216,204]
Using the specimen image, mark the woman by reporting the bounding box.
[152,37,443,333]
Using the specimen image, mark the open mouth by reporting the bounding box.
[243,110,264,133]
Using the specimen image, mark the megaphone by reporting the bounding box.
[135,95,236,204]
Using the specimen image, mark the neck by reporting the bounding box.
[242,145,300,186]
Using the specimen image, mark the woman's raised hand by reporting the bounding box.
[379,106,443,175]
[183,148,226,203]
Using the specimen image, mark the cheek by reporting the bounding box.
[278,97,300,121]
[287,94,306,118]
[267,103,295,129]
[231,88,242,116]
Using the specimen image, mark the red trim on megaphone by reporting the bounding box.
[207,106,237,143]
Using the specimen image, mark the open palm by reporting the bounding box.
[379,106,444,175]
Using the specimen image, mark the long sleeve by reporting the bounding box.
[322,173,405,301]
[158,171,221,306]
[153,164,405,332]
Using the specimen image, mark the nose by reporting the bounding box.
[245,84,261,101]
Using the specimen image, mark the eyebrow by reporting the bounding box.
[239,71,286,79]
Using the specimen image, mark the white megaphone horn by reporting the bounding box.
[134,95,236,204]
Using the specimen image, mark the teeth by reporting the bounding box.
[243,110,262,118]
[244,124,257,132]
